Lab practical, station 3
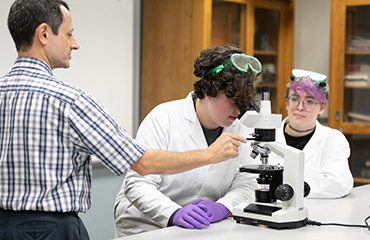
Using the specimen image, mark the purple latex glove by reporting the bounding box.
[172,203,210,229]
[192,199,229,223]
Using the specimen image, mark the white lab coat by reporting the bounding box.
[114,92,258,237]
[267,118,354,198]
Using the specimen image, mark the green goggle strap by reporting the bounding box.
[206,65,225,75]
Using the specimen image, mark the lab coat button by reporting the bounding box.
[208,166,213,171]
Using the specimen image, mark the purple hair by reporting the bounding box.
[285,77,329,104]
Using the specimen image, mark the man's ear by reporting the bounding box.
[35,23,50,46]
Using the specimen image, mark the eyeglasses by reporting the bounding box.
[290,69,328,94]
[286,95,319,111]
[204,54,262,77]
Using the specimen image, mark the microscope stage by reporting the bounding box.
[239,164,284,174]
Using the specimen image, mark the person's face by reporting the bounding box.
[286,89,326,129]
[205,91,240,129]
[45,5,80,69]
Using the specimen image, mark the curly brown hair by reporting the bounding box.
[193,44,256,108]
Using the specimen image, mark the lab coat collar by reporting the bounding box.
[303,120,325,160]
[183,92,208,149]
[281,117,325,161]
[183,92,237,149]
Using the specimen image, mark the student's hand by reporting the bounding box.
[172,203,210,229]
[205,132,247,164]
[192,199,230,223]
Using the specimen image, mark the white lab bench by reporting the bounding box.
[114,184,370,240]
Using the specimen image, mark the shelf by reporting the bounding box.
[346,50,370,55]
[339,122,370,135]
[344,85,370,89]
[353,177,370,184]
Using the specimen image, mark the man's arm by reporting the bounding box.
[130,132,247,176]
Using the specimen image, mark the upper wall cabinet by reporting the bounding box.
[329,0,370,184]
[140,0,294,121]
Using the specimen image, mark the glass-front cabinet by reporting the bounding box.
[140,0,294,120]
[210,0,292,115]
[329,0,370,184]
[254,7,281,112]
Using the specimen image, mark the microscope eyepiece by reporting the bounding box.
[261,86,270,101]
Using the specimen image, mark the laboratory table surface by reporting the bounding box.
[114,184,370,239]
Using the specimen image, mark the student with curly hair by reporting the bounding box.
[114,45,260,237]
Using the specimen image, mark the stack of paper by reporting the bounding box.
[344,73,368,86]
[347,35,370,50]
[345,63,370,86]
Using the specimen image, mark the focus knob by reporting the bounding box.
[275,184,294,201]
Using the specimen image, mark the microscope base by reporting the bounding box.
[233,215,307,229]
[233,202,308,230]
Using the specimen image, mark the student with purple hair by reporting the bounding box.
[268,69,353,198]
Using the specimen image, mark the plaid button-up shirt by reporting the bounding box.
[0,57,145,213]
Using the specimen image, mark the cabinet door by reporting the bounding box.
[140,0,197,121]
[330,0,370,184]
[211,0,294,115]
[346,134,370,184]
[330,1,370,133]
[211,1,246,49]
[343,5,370,128]
[253,6,281,113]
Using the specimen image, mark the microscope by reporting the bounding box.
[233,86,309,229]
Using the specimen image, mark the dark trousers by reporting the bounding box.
[0,208,89,240]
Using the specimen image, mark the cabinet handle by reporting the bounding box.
[335,110,341,121]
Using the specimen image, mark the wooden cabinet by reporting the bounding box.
[329,0,370,184]
[140,0,294,121]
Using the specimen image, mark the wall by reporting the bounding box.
[293,0,331,119]
[0,0,136,239]
[81,164,125,240]
[0,0,136,134]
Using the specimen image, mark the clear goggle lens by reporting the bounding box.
[290,69,327,94]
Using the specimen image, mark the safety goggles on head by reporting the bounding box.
[204,54,262,77]
[290,69,328,94]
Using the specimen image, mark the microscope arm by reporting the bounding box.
[260,141,305,207]
[260,141,302,159]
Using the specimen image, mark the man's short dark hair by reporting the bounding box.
[7,0,69,52]
[193,44,256,108]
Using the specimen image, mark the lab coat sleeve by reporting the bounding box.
[305,129,353,198]
[121,106,183,227]
[216,141,259,213]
